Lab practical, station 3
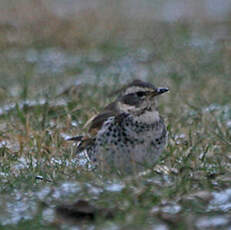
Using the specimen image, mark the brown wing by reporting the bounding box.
[68,101,119,154]
[87,101,119,135]
[88,110,117,135]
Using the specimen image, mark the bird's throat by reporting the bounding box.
[133,110,160,124]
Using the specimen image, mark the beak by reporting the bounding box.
[154,87,169,96]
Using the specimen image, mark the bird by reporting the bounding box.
[69,80,169,173]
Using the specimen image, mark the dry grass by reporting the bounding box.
[0,1,231,229]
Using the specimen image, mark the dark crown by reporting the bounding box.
[111,79,156,97]
[126,80,156,90]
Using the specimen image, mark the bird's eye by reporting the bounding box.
[136,91,146,97]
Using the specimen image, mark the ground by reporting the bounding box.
[0,1,231,229]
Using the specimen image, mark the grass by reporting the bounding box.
[0,1,231,229]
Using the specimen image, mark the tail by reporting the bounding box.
[67,135,95,154]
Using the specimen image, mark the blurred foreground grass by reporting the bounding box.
[0,0,231,229]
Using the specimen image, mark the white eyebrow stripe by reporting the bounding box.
[124,87,153,94]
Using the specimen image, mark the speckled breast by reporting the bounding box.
[89,113,167,172]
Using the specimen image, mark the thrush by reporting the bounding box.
[70,80,169,173]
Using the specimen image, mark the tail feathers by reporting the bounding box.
[68,135,95,154]
[67,136,84,142]
[67,136,83,142]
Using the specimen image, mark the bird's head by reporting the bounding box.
[116,80,168,115]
